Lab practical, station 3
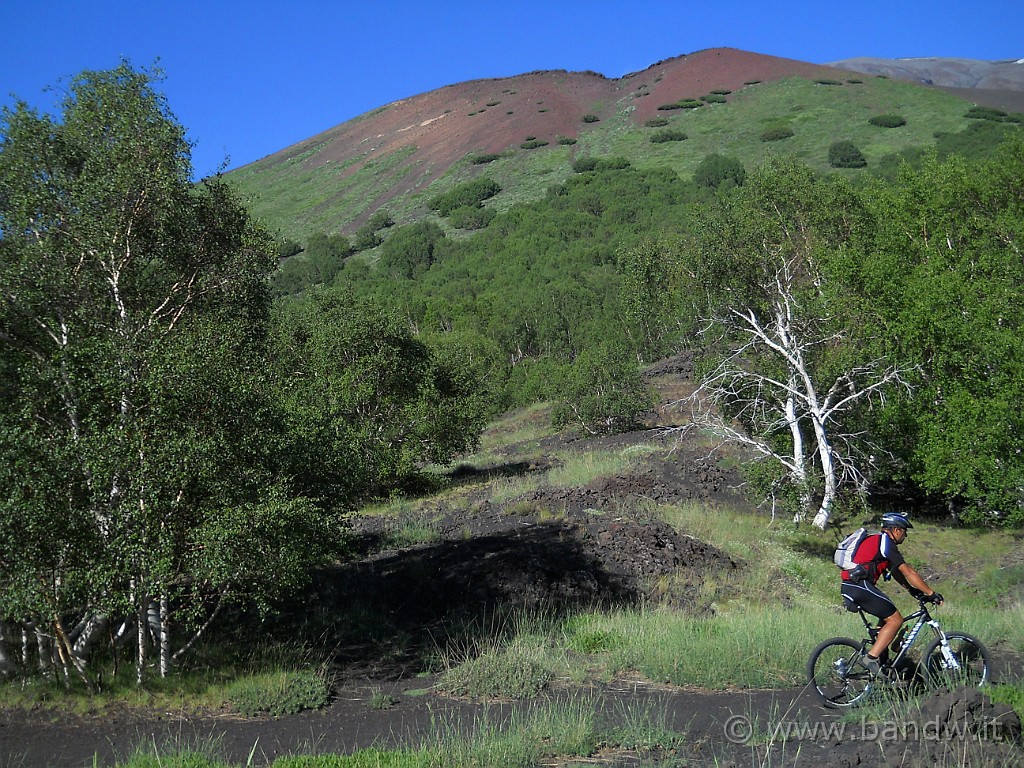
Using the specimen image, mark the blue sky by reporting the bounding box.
[3,1,1021,180]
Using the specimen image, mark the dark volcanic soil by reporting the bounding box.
[2,360,1021,767]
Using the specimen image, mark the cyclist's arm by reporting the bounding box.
[895,562,941,602]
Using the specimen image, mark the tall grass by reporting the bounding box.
[567,605,833,689]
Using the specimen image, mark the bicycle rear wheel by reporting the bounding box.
[807,637,875,708]
[922,632,990,690]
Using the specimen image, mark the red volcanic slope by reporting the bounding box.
[244,48,852,205]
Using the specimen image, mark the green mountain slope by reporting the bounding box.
[226,49,984,244]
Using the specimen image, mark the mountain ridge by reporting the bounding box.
[827,55,1024,114]
[226,48,1016,241]
[237,48,846,178]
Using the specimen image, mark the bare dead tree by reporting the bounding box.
[670,258,913,529]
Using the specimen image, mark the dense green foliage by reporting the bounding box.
[649,129,688,143]
[760,125,795,141]
[854,141,1024,525]
[227,669,330,717]
[0,63,336,683]
[869,113,907,128]
[320,134,1024,526]
[829,140,867,168]
[692,154,747,190]
[0,64,492,684]
[270,289,491,502]
[551,342,655,435]
[428,177,501,216]
[966,105,1009,122]
[336,162,698,414]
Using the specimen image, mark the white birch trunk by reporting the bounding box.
[811,413,839,529]
[34,625,52,675]
[784,376,812,522]
[159,594,171,678]
[136,598,147,686]
[0,624,17,676]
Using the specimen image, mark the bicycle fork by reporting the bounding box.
[928,621,963,671]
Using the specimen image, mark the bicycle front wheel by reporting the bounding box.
[807,637,875,708]
[922,632,990,690]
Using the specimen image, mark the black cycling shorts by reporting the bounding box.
[841,580,898,620]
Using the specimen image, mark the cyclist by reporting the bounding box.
[840,512,943,675]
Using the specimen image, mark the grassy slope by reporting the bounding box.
[228,76,976,242]
[376,405,1024,694]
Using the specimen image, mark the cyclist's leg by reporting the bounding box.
[841,581,902,659]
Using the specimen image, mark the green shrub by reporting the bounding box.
[572,156,631,173]
[366,210,394,230]
[582,114,599,123]
[744,80,762,85]
[966,105,1009,122]
[693,153,746,189]
[702,94,727,104]
[429,177,501,216]
[379,221,446,277]
[760,125,794,142]
[448,205,495,230]
[520,139,549,150]
[657,99,702,111]
[847,78,863,84]
[352,225,381,251]
[869,114,907,128]
[485,100,501,107]
[556,135,577,145]
[439,647,553,699]
[368,691,399,710]
[644,117,669,127]
[828,140,867,168]
[276,237,302,259]
[814,78,843,85]
[649,129,688,143]
[552,342,655,435]
[709,89,732,95]
[227,669,330,717]
[469,153,501,165]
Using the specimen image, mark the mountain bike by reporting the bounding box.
[807,595,991,708]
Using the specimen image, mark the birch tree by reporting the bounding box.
[0,63,330,684]
[674,157,911,529]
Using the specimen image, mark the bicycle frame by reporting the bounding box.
[855,598,961,674]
